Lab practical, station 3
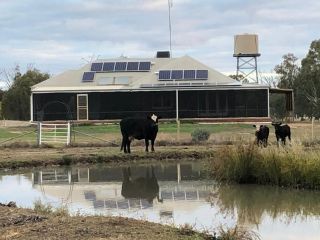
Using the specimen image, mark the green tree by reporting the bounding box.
[296,39,320,118]
[2,68,49,120]
[274,53,299,89]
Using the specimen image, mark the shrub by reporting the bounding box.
[191,129,210,142]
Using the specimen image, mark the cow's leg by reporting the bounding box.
[288,133,291,142]
[151,138,155,152]
[121,137,127,153]
[145,139,149,152]
[282,137,286,145]
[127,140,131,153]
[122,137,128,153]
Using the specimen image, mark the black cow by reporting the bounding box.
[272,122,291,145]
[121,167,162,204]
[120,114,160,153]
[253,125,269,147]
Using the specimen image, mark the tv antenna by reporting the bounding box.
[168,0,173,57]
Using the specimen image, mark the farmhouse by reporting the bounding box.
[31,53,271,122]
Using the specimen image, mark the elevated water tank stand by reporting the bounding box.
[234,53,261,83]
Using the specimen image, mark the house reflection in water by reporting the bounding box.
[32,163,217,218]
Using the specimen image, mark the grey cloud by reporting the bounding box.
[0,0,319,74]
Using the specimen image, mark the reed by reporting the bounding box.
[210,144,320,190]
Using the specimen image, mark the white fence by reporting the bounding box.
[37,122,71,146]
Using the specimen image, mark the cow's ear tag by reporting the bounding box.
[151,114,158,122]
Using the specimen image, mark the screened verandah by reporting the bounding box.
[32,89,269,122]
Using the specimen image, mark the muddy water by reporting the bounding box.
[0,161,320,240]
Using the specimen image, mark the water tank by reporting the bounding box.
[234,34,260,56]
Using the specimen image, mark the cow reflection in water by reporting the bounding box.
[121,167,163,204]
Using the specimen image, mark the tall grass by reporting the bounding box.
[210,144,320,190]
[216,225,261,240]
[33,199,69,216]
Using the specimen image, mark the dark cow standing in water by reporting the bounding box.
[121,167,162,204]
[272,122,291,145]
[253,125,269,147]
[120,114,160,153]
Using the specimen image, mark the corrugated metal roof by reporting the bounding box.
[32,55,268,93]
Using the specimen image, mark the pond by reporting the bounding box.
[0,161,320,240]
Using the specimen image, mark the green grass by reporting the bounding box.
[0,126,37,140]
[72,122,252,134]
[73,124,120,134]
[159,123,252,133]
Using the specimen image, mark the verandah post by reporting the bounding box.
[67,121,71,146]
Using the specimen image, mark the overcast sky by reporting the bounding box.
[0,0,319,76]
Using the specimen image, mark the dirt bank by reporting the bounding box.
[0,146,215,170]
[0,203,211,240]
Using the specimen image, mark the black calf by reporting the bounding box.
[272,122,291,145]
[253,125,269,147]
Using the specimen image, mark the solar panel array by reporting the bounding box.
[158,70,208,80]
[83,61,151,82]
[91,61,151,72]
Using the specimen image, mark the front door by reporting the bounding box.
[77,94,88,121]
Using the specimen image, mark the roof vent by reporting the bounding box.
[156,51,170,58]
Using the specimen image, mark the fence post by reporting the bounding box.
[37,122,42,146]
[67,121,71,146]
[312,116,315,140]
[54,125,57,142]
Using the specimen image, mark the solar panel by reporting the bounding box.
[115,62,127,71]
[183,70,196,79]
[139,61,151,71]
[196,70,208,79]
[158,70,171,80]
[171,70,183,80]
[91,62,103,72]
[103,62,115,71]
[127,62,139,71]
[82,72,95,82]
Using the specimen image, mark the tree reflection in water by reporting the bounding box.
[209,184,320,226]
